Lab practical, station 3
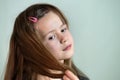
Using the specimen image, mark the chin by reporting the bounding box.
[64,51,74,59]
[58,54,73,61]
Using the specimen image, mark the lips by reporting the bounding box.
[63,44,72,51]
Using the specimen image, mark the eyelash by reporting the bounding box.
[48,35,55,40]
[48,27,68,40]
[61,27,67,33]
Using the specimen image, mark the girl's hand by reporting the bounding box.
[63,70,79,80]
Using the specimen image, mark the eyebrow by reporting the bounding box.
[43,23,65,37]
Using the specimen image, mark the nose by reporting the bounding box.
[60,35,67,44]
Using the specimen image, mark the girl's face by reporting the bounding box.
[34,11,74,62]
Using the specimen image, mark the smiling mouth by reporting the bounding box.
[63,44,72,51]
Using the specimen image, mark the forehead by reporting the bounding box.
[34,11,63,36]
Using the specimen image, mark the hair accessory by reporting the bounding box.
[28,17,38,23]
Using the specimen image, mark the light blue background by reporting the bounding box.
[0,0,120,80]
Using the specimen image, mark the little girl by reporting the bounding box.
[4,3,89,80]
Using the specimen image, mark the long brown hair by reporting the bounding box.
[4,3,89,80]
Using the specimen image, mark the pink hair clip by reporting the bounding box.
[28,16,38,23]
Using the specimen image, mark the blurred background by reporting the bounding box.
[0,0,120,80]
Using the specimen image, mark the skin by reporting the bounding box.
[63,70,79,80]
[35,11,79,80]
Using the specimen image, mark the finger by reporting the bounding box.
[63,75,70,80]
[65,70,79,80]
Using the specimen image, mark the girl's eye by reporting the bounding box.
[48,35,55,40]
[61,27,67,33]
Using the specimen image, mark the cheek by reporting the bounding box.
[48,43,57,50]
[67,32,74,42]
[44,41,61,58]
[44,41,60,52]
